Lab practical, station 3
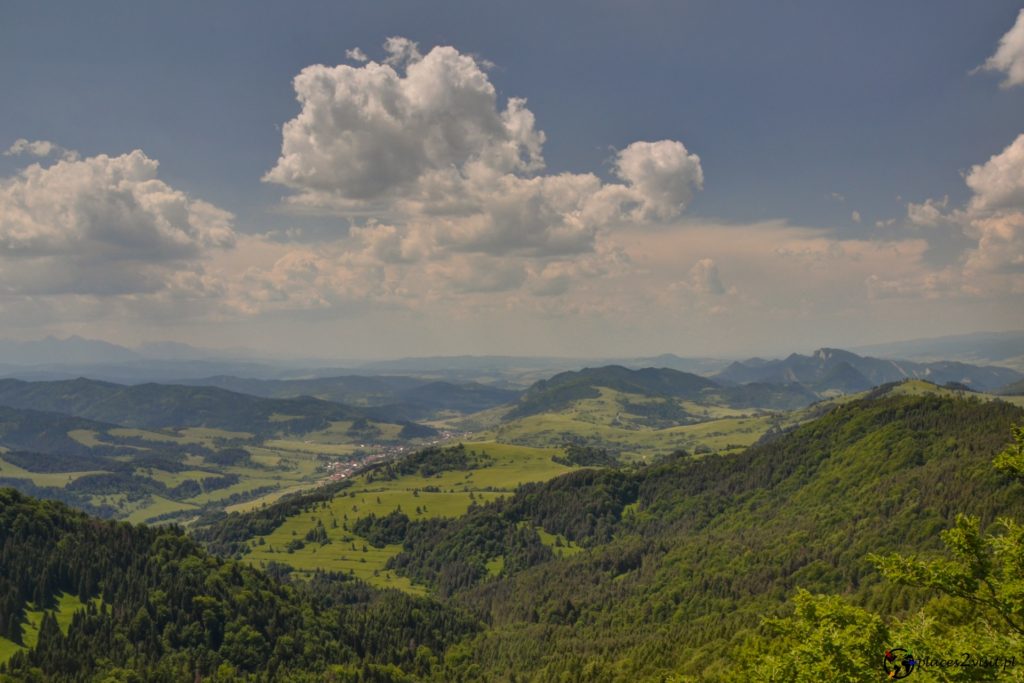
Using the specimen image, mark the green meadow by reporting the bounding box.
[0,593,92,665]
[242,442,573,590]
[492,411,774,460]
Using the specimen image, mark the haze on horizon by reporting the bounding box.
[2,2,1023,360]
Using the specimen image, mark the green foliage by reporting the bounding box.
[740,422,1024,682]
[0,488,478,680]
[0,376,425,437]
[6,388,1024,681]
[732,589,889,682]
[552,443,620,468]
[994,423,1024,478]
[353,511,410,548]
[435,393,1023,679]
[192,480,351,556]
[366,444,491,482]
[507,365,720,419]
[873,514,1024,638]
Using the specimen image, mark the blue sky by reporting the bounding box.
[1,1,1023,358]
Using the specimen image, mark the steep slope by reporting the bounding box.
[0,489,477,679]
[385,390,1024,680]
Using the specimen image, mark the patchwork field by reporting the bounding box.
[242,442,573,590]
[491,411,775,461]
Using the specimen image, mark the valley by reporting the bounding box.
[2,349,1024,680]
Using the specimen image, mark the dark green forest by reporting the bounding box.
[0,489,478,681]
[2,388,1023,680]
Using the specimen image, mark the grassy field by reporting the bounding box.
[0,459,103,487]
[108,427,190,444]
[176,427,254,443]
[491,411,774,461]
[483,380,1024,460]
[242,442,572,591]
[67,429,105,447]
[0,592,92,665]
[453,386,778,461]
[124,495,200,524]
[263,439,360,457]
[884,379,1024,407]
[225,484,313,514]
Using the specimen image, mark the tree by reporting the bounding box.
[732,590,888,682]
[741,424,1024,682]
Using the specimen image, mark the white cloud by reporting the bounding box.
[906,196,952,228]
[613,140,703,220]
[977,9,1024,88]
[900,133,1024,296]
[263,42,545,204]
[426,254,527,294]
[966,133,1024,212]
[0,149,235,296]
[5,138,79,161]
[263,38,704,273]
[963,211,1024,282]
[960,135,1024,285]
[345,47,368,62]
[687,257,726,295]
[382,36,423,67]
[851,210,861,224]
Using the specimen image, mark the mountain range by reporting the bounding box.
[851,330,1024,370]
[179,375,521,421]
[0,377,413,434]
[714,347,1022,393]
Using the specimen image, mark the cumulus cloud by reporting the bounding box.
[263,38,703,275]
[906,196,953,228]
[263,42,544,204]
[901,133,1024,296]
[687,258,726,295]
[966,133,1024,212]
[963,211,1024,280]
[977,9,1024,88]
[0,149,235,296]
[961,134,1024,281]
[345,47,368,62]
[613,140,703,220]
[5,138,79,161]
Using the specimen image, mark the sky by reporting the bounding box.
[1,1,1023,359]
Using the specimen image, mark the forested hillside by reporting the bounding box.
[185,375,521,421]
[403,390,1024,679]
[0,489,477,681]
[2,388,1022,681]
[0,377,422,434]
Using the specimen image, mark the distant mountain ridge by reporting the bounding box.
[0,377,421,434]
[506,365,817,419]
[0,335,141,365]
[509,365,718,419]
[851,330,1024,370]
[714,347,1021,393]
[180,375,520,420]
